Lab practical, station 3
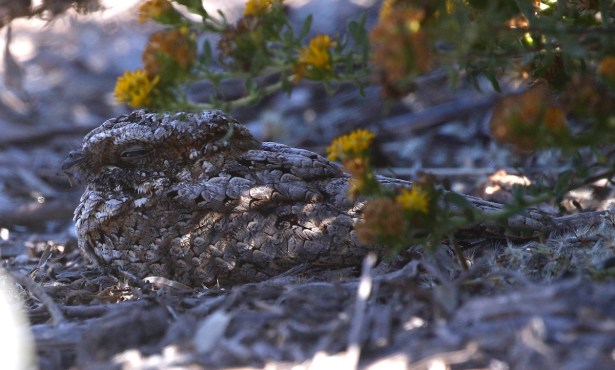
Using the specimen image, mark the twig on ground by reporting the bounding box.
[0,199,76,228]
[0,124,99,147]
[59,301,150,319]
[7,269,65,325]
[408,342,480,370]
[346,253,377,369]
[15,167,58,196]
[379,94,497,135]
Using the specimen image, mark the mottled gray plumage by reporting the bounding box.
[63,110,372,286]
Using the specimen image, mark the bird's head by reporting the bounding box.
[62,110,260,192]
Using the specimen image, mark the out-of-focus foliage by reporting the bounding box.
[327,1,615,265]
[0,0,101,28]
[118,0,369,110]
[123,0,615,147]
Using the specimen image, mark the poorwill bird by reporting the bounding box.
[63,110,378,287]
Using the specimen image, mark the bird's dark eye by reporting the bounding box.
[121,146,151,158]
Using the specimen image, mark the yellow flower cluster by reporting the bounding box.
[490,81,567,151]
[356,198,406,245]
[138,0,172,23]
[561,73,615,117]
[301,35,333,68]
[370,1,431,98]
[378,0,395,21]
[327,129,376,198]
[326,129,375,161]
[142,28,196,78]
[244,0,282,16]
[396,187,430,213]
[114,69,159,108]
[295,34,334,80]
[598,56,615,83]
[347,177,365,198]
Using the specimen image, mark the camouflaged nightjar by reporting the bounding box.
[63,110,373,286]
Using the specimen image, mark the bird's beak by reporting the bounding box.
[61,150,85,173]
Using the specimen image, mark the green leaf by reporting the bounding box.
[299,15,312,41]
[245,78,257,93]
[553,170,574,199]
[217,9,227,23]
[514,0,536,23]
[443,192,476,222]
[200,39,212,64]
[281,74,293,93]
[283,28,294,45]
[469,73,482,92]
[599,0,613,26]
[555,0,566,17]
[486,67,501,92]
[348,13,367,45]
[174,0,207,18]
